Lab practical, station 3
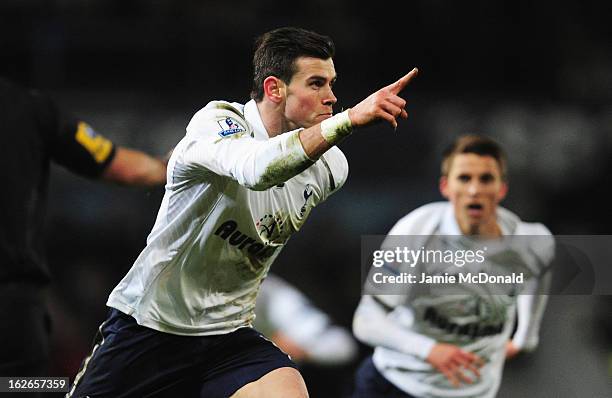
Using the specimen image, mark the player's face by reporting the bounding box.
[440,154,508,236]
[283,57,337,129]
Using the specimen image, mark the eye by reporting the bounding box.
[457,175,470,183]
[480,174,494,183]
[310,80,324,88]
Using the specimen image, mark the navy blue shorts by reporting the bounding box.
[68,309,297,398]
[352,356,416,398]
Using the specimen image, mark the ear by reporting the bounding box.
[263,76,285,104]
[439,176,450,199]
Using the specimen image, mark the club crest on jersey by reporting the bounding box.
[256,213,286,243]
[217,117,245,137]
[299,184,314,218]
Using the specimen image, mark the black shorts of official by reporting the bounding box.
[352,356,416,398]
[68,309,297,398]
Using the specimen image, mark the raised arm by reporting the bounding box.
[181,68,418,191]
[299,68,419,159]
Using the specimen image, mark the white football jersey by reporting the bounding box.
[107,99,348,335]
[254,274,358,365]
[354,203,553,398]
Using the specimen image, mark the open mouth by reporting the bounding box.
[466,203,484,217]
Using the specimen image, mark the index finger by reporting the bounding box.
[459,350,483,367]
[388,67,419,94]
[468,353,485,368]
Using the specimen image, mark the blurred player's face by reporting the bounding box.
[440,154,508,236]
[283,57,337,129]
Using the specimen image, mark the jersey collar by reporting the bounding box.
[439,205,463,235]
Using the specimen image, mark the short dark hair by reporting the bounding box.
[441,135,507,179]
[250,27,335,102]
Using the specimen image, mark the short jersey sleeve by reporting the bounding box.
[30,89,116,178]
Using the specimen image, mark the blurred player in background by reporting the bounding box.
[68,27,418,398]
[254,273,357,366]
[0,77,168,385]
[352,135,553,398]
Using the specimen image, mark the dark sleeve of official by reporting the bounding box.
[31,90,117,178]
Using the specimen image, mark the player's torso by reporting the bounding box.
[378,281,518,397]
[227,166,324,242]
[374,204,550,397]
[108,156,332,334]
[204,159,327,271]
[407,235,535,347]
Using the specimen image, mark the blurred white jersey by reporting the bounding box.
[255,274,358,365]
[354,202,554,398]
[107,99,348,336]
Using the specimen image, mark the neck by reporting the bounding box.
[459,218,502,238]
[256,100,287,138]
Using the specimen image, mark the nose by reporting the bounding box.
[322,87,337,107]
[467,182,480,196]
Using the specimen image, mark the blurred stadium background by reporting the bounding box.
[1,1,610,396]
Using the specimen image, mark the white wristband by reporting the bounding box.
[320,109,353,145]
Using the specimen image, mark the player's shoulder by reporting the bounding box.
[520,222,554,261]
[186,100,253,139]
[202,100,245,117]
[497,205,552,237]
[388,202,448,235]
[503,209,555,265]
[516,220,552,236]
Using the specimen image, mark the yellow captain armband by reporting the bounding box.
[75,121,113,163]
